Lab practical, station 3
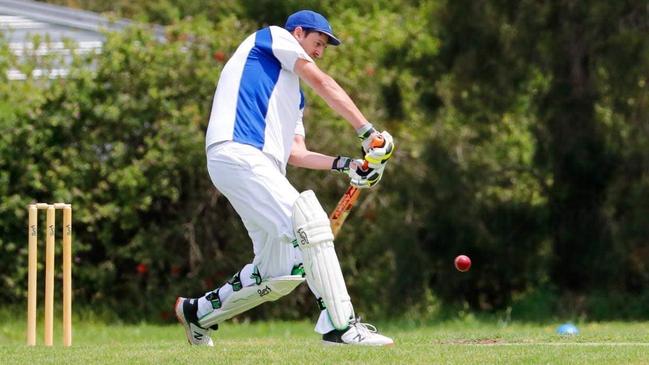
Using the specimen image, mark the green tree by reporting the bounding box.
[7,0,649,321]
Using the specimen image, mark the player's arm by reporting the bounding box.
[288,134,334,170]
[294,59,395,168]
[294,59,368,130]
[289,134,383,188]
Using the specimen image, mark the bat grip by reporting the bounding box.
[361,134,385,171]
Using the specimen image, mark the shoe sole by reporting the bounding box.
[322,340,345,346]
[321,340,395,347]
[174,297,193,345]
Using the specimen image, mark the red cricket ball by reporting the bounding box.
[454,255,471,272]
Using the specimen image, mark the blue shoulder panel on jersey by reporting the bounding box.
[233,27,282,149]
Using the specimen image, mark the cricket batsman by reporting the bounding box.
[175,9,395,346]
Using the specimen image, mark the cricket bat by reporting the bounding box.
[329,135,385,237]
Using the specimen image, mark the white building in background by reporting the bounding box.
[0,0,165,79]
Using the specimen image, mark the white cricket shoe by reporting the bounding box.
[175,297,216,346]
[322,318,394,346]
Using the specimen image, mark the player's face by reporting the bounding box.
[298,31,329,59]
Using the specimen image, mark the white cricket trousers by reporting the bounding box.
[202,141,338,334]
[206,141,302,278]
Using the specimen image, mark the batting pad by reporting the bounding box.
[198,275,304,328]
[293,190,354,330]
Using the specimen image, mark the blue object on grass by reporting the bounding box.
[556,323,579,336]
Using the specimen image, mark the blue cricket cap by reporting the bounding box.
[285,10,341,46]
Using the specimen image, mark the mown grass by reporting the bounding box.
[1,313,648,364]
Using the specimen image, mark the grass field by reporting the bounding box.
[2,315,649,364]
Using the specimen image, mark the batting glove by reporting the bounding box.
[356,124,395,169]
[332,156,384,189]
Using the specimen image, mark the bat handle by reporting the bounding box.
[369,134,385,148]
[361,134,386,170]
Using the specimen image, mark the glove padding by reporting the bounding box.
[332,156,385,189]
[361,130,395,169]
[331,156,353,173]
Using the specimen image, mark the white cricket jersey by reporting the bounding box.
[205,26,314,169]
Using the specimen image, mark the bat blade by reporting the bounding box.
[329,186,360,237]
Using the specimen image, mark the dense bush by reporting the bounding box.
[2,1,648,322]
